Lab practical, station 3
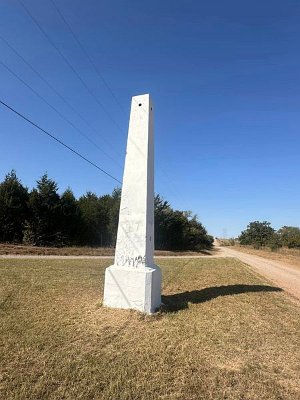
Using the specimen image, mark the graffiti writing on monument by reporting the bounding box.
[116,254,146,268]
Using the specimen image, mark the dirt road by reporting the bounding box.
[219,245,300,301]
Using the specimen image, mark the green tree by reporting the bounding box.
[278,226,300,248]
[60,188,82,245]
[77,187,121,247]
[154,194,213,251]
[267,232,282,251]
[0,170,213,251]
[163,210,187,250]
[77,192,109,246]
[183,214,213,250]
[25,174,63,246]
[107,187,121,246]
[154,194,171,249]
[239,221,275,248]
[0,170,29,242]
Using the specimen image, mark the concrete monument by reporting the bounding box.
[103,94,161,313]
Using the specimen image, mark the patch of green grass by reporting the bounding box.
[0,258,300,399]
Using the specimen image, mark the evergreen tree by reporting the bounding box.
[26,174,62,246]
[183,215,213,250]
[0,171,213,251]
[154,195,213,250]
[78,192,104,245]
[0,170,29,242]
[154,194,171,249]
[61,188,81,245]
[107,188,121,246]
[77,188,121,246]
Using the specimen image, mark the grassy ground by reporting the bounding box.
[0,243,213,257]
[1,258,300,399]
[229,245,300,269]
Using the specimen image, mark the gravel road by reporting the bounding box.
[219,245,300,301]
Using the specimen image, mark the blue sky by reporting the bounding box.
[0,0,299,237]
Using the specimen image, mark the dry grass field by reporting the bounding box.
[0,243,115,256]
[0,243,212,257]
[1,257,300,399]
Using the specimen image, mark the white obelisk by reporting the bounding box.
[103,94,161,313]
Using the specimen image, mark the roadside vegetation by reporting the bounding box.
[218,222,300,251]
[217,221,300,268]
[0,170,213,252]
[238,221,300,250]
[1,257,300,399]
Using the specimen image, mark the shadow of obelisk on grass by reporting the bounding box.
[162,284,283,312]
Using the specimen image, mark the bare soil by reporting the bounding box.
[218,245,300,302]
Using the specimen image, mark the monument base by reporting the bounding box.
[103,264,161,314]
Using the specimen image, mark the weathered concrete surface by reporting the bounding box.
[104,264,161,313]
[103,94,161,313]
[114,94,155,269]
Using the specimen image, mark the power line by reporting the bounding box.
[49,0,125,113]
[15,1,182,206]
[17,0,123,132]
[0,34,123,165]
[0,98,122,184]
[16,0,185,207]
[0,58,121,166]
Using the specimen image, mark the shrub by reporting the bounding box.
[278,226,300,249]
[267,233,282,251]
[239,221,275,247]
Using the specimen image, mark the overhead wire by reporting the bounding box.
[0,34,122,165]
[0,99,122,184]
[48,0,125,113]
[46,0,182,203]
[17,0,123,132]
[1,5,192,301]
[14,0,185,208]
[0,58,121,166]
[16,0,181,204]
[35,3,184,306]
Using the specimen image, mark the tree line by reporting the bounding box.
[238,221,300,250]
[0,170,213,251]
